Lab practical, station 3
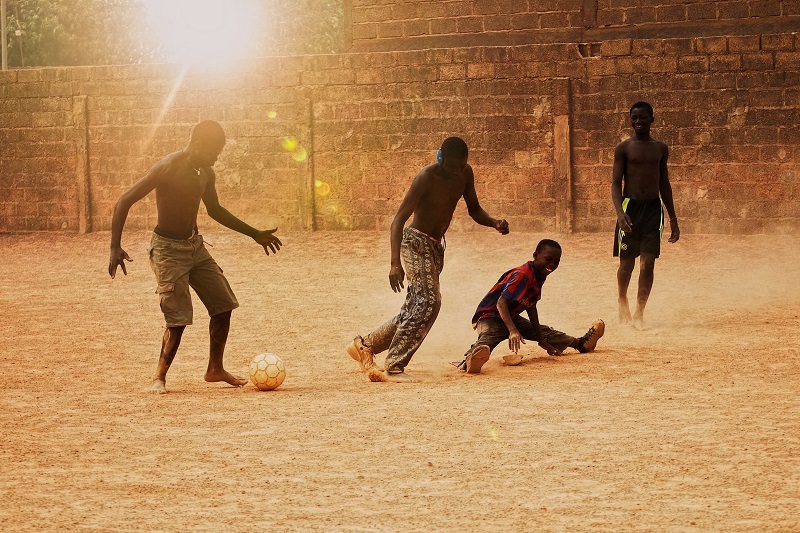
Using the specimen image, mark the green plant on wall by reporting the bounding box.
[4,0,161,67]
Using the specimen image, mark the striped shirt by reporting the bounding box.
[471,261,545,328]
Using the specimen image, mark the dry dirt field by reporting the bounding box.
[1,229,799,532]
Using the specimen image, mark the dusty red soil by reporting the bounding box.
[1,230,799,531]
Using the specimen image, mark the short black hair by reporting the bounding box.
[190,120,226,145]
[535,239,561,254]
[629,101,654,118]
[440,137,468,160]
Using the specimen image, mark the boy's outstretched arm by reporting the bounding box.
[525,305,561,356]
[201,169,282,255]
[462,167,509,234]
[108,167,162,278]
[659,146,680,243]
[612,143,632,232]
[497,297,524,353]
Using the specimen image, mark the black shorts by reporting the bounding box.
[613,197,664,259]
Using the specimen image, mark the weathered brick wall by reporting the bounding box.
[348,0,586,51]
[346,0,800,50]
[0,53,560,234]
[0,63,315,233]
[308,49,557,232]
[1,32,799,235]
[572,33,800,234]
[595,0,796,27]
[0,69,78,231]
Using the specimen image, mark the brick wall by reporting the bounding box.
[1,32,799,235]
[347,0,800,50]
[0,69,78,231]
[571,33,800,233]
[596,0,797,28]
[348,0,587,51]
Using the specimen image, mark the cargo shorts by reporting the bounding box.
[148,232,239,327]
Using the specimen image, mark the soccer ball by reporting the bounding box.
[249,352,286,391]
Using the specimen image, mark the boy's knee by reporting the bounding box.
[640,255,656,271]
[618,261,635,275]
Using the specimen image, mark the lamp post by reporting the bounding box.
[1,0,7,70]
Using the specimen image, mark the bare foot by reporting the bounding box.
[150,378,168,394]
[632,312,645,331]
[367,369,419,383]
[618,300,632,324]
[204,370,248,387]
[502,354,524,366]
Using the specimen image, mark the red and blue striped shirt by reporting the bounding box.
[471,261,545,328]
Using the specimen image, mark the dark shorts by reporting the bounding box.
[148,231,239,327]
[613,197,664,259]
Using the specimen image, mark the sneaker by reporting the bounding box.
[346,336,377,371]
[464,344,491,374]
[577,320,605,353]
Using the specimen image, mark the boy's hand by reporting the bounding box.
[538,341,561,356]
[508,330,525,353]
[109,246,132,278]
[617,213,633,233]
[494,218,509,234]
[255,228,282,255]
[389,264,405,293]
[668,218,680,243]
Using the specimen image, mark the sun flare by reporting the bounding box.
[142,0,260,66]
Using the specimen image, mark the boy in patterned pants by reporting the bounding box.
[347,137,509,382]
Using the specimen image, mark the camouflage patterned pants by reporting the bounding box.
[364,227,444,374]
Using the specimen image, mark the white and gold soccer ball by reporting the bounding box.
[249,352,286,391]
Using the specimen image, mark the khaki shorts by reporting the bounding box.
[148,232,239,327]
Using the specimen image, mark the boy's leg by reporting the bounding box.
[514,316,576,355]
[377,274,441,379]
[204,310,247,387]
[188,240,245,387]
[633,253,657,329]
[151,325,185,394]
[538,324,579,354]
[454,318,508,373]
[347,317,397,372]
[370,231,444,382]
[617,257,636,324]
[149,233,194,393]
[518,317,605,354]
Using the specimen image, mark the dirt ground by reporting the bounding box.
[1,229,799,532]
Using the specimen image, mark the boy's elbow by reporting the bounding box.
[205,205,223,220]
[114,196,133,214]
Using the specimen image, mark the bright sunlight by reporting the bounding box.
[141,0,261,66]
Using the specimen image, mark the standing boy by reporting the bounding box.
[612,102,680,330]
[453,239,604,374]
[347,137,509,383]
[108,120,283,394]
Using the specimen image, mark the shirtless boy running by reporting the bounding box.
[108,120,282,393]
[612,102,680,329]
[347,137,509,382]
